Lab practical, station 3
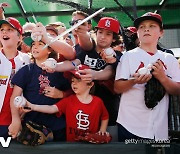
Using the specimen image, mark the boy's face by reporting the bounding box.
[96,28,114,49]
[0,24,21,47]
[71,76,91,95]
[31,41,50,60]
[137,20,163,45]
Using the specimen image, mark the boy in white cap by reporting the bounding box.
[0,17,30,138]
[114,12,180,141]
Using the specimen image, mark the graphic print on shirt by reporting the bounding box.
[76,110,90,130]
[0,75,8,86]
[38,74,50,94]
[136,59,167,73]
[84,55,106,70]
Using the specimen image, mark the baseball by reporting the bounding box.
[14,96,26,108]
[138,67,149,75]
[147,64,153,71]
[31,32,42,42]
[44,58,57,69]
[104,48,114,57]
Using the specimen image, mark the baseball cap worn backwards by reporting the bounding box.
[134,12,163,29]
[0,17,23,35]
[96,17,120,34]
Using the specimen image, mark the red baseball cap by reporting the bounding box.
[64,64,90,79]
[134,12,163,29]
[96,17,120,34]
[127,27,137,33]
[0,17,23,35]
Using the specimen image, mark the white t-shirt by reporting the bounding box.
[115,47,180,140]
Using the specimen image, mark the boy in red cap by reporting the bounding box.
[0,17,30,138]
[73,17,122,127]
[114,12,180,141]
[24,64,109,142]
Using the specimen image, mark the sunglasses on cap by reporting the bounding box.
[69,19,91,26]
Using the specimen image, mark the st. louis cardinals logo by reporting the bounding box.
[105,19,111,27]
[76,110,90,130]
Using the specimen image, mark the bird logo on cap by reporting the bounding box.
[105,20,111,28]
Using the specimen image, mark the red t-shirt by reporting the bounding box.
[0,58,16,125]
[55,95,109,142]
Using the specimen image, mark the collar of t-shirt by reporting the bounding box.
[147,52,154,56]
[1,49,18,69]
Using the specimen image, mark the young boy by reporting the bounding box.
[8,38,72,141]
[114,12,180,141]
[0,17,30,138]
[25,65,109,142]
[76,17,122,126]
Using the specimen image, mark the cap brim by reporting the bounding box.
[23,36,33,47]
[64,70,81,81]
[0,19,21,34]
[134,16,162,28]
[46,27,58,35]
[0,20,12,27]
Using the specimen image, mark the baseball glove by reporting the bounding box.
[75,132,112,144]
[144,75,166,109]
[17,121,53,146]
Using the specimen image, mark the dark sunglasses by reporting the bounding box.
[69,19,92,26]
[22,31,31,37]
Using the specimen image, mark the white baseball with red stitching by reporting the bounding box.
[44,58,57,69]
[31,32,42,41]
[14,96,26,108]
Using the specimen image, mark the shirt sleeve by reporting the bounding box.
[11,65,31,89]
[115,52,131,80]
[55,97,69,117]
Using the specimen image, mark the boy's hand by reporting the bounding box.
[32,22,51,43]
[0,2,11,8]
[100,48,117,64]
[44,86,64,98]
[78,69,94,82]
[8,120,22,139]
[41,62,56,73]
[74,22,89,36]
[151,59,166,81]
[132,73,152,84]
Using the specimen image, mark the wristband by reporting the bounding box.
[72,61,78,70]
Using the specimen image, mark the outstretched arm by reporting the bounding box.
[41,59,81,73]
[27,102,59,114]
[32,22,76,60]
[78,65,114,83]
[75,22,93,51]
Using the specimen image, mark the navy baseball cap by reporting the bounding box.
[134,12,163,29]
